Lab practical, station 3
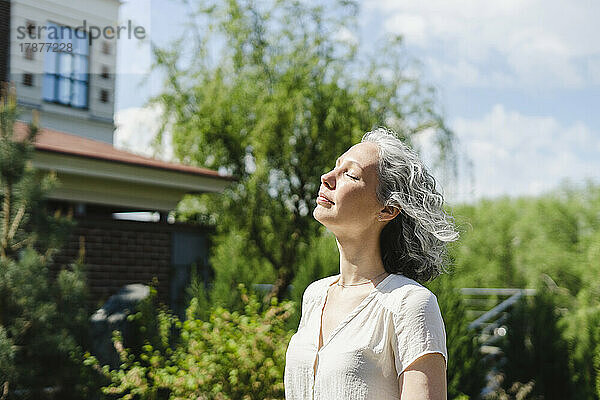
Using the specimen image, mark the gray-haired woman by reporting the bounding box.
[284,127,458,400]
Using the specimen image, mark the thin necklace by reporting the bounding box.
[336,271,388,288]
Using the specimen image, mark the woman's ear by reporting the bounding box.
[378,205,401,222]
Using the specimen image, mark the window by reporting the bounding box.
[22,73,33,86]
[42,22,88,108]
[100,65,110,79]
[101,41,110,55]
[100,89,109,103]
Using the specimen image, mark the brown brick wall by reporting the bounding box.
[41,200,213,311]
[50,216,173,308]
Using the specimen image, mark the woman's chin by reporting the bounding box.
[312,206,333,223]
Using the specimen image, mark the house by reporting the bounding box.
[0,0,234,312]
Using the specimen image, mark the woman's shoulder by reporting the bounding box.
[301,274,339,301]
[377,273,440,315]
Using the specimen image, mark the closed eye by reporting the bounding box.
[345,173,359,180]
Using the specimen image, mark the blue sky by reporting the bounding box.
[113,0,600,204]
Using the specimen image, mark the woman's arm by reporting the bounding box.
[399,353,447,400]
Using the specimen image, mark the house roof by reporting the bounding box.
[13,121,236,181]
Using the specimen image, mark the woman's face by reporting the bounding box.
[313,142,385,235]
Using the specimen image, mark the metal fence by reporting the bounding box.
[461,287,537,395]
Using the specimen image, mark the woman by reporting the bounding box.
[284,127,458,400]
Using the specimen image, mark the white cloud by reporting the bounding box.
[114,103,173,161]
[334,27,359,46]
[587,55,600,85]
[362,0,600,89]
[443,104,600,202]
[383,14,428,46]
[424,56,515,88]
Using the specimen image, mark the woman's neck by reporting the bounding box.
[335,233,386,285]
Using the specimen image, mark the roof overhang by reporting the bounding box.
[15,122,236,211]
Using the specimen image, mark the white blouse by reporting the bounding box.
[284,273,447,400]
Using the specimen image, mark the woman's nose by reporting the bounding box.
[321,170,335,189]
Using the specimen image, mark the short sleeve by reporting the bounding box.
[297,282,317,331]
[391,289,448,376]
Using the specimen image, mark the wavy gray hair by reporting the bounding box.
[361,127,459,282]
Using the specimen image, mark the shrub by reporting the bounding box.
[88,284,294,400]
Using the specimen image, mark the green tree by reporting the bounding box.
[0,85,98,398]
[566,288,600,400]
[596,329,600,399]
[499,280,573,400]
[153,0,457,303]
[449,198,527,289]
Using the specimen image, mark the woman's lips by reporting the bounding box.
[317,195,334,205]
